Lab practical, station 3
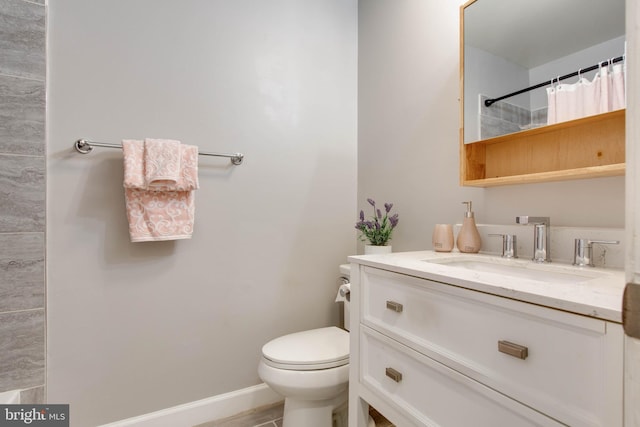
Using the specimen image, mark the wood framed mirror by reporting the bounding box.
[460,0,626,187]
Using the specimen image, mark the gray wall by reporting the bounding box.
[358,0,624,256]
[0,0,46,402]
[47,1,357,425]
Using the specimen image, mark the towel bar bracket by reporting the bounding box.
[73,138,244,165]
[75,139,94,154]
[229,154,244,166]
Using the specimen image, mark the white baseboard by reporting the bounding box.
[98,383,282,427]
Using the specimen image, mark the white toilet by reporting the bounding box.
[258,265,359,427]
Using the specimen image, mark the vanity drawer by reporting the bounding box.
[361,267,623,427]
[360,326,563,427]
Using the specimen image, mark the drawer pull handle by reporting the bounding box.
[498,340,528,360]
[386,300,403,312]
[385,367,403,383]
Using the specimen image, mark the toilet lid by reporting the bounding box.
[261,326,349,371]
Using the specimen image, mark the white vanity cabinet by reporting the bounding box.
[348,265,624,427]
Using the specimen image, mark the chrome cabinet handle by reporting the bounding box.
[498,340,529,360]
[385,367,403,383]
[386,300,403,312]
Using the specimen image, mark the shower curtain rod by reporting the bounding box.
[73,139,244,165]
[484,55,625,107]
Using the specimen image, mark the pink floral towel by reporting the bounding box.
[122,139,199,242]
[123,189,195,242]
[144,138,181,187]
[123,140,199,191]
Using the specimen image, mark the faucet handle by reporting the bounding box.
[573,238,620,267]
[489,234,518,259]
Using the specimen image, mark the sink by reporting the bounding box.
[424,257,608,284]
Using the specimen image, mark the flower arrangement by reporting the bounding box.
[355,198,399,246]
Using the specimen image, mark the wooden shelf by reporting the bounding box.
[460,110,626,187]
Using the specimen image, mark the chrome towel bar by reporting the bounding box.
[74,138,244,165]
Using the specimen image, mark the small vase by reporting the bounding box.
[364,244,392,255]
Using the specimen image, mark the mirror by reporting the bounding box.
[462,0,626,144]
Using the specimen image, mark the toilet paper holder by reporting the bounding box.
[336,277,351,302]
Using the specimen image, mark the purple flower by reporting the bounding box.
[389,213,399,227]
[355,198,399,246]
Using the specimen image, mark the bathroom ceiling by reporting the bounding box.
[464,0,626,69]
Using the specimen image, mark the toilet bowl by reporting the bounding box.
[258,264,362,427]
[259,326,350,427]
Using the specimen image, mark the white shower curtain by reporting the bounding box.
[547,61,626,125]
[610,63,626,111]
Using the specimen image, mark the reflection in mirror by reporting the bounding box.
[463,0,626,144]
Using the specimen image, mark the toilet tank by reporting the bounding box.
[338,264,351,331]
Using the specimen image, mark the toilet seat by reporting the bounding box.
[261,326,349,371]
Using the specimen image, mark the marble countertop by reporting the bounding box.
[348,250,625,323]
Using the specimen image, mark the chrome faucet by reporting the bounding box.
[573,238,619,267]
[489,233,518,259]
[516,216,551,263]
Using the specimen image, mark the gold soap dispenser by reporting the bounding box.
[456,201,481,253]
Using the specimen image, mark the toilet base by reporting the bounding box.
[282,389,348,427]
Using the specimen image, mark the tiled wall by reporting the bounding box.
[479,95,548,139]
[0,0,46,402]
